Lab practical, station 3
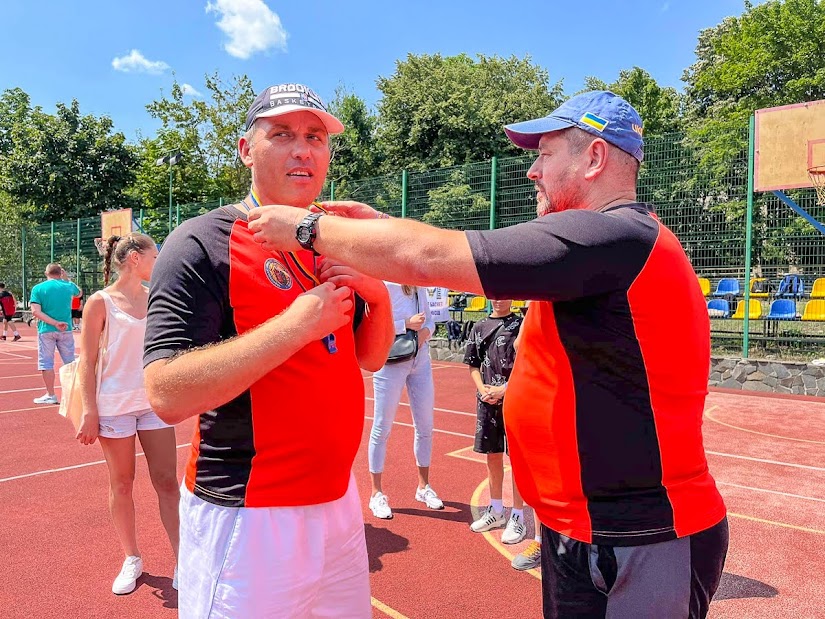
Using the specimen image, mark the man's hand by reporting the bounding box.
[288,282,354,341]
[317,259,388,306]
[405,313,426,331]
[247,205,307,252]
[56,321,69,332]
[314,200,385,220]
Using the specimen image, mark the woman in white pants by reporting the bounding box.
[368,282,443,519]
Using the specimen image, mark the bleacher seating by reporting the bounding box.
[775,274,804,299]
[731,299,762,320]
[811,278,825,299]
[802,300,825,321]
[698,277,711,297]
[510,300,527,311]
[749,278,771,298]
[707,299,731,318]
[466,296,487,312]
[712,278,740,297]
[765,299,797,320]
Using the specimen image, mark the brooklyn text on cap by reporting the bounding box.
[244,84,345,135]
[504,90,644,162]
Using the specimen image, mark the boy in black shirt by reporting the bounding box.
[464,299,524,544]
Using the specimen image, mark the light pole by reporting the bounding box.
[156,149,183,234]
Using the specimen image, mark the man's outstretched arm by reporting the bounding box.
[248,205,484,295]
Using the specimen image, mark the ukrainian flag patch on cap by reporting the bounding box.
[580,112,608,132]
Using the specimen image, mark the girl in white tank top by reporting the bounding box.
[75,233,179,596]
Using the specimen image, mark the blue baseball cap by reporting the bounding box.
[504,91,644,162]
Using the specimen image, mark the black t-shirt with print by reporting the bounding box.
[463,312,522,387]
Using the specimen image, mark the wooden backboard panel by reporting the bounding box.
[755,99,825,191]
[100,209,133,239]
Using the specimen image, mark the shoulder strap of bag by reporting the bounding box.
[94,291,112,395]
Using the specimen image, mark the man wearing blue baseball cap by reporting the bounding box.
[247,90,729,618]
[143,83,393,618]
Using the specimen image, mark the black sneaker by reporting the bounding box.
[13,335,21,342]
[0,336,5,340]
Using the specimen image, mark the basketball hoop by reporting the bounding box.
[809,164,825,205]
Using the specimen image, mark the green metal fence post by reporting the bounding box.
[489,157,498,230]
[743,115,756,359]
[401,170,408,218]
[219,197,223,207]
[21,226,27,308]
[76,218,81,279]
[139,209,144,233]
[330,180,336,202]
[176,204,180,227]
[50,222,55,262]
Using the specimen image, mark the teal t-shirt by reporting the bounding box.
[30,279,80,333]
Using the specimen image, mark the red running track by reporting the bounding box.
[0,322,823,618]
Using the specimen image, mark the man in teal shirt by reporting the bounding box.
[30,263,82,404]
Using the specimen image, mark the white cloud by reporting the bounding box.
[112,49,170,74]
[205,0,287,59]
[182,83,203,97]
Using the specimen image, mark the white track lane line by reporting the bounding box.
[0,443,192,483]
[0,374,40,380]
[364,396,476,417]
[716,481,825,503]
[0,405,58,415]
[706,450,825,472]
[0,386,61,395]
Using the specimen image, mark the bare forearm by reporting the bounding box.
[354,299,394,372]
[32,309,59,326]
[145,311,315,424]
[470,368,485,392]
[78,359,99,416]
[315,218,484,294]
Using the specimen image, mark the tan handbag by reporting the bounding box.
[58,311,109,433]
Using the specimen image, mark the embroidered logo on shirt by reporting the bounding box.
[264,258,292,290]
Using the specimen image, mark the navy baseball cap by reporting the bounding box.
[504,91,644,162]
[244,83,344,134]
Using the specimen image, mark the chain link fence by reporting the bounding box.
[5,128,824,359]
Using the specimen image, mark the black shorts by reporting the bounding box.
[473,400,507,454]
[540,517,729,619]
[71,309,83,319]
[2,314,12,322]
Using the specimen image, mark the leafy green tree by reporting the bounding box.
[376,53,563,171]
[580,68,683,136]
[422,169,490,230]
[327,86,381,187]
[0,94,136,222]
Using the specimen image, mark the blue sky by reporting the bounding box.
[1,0,759,142]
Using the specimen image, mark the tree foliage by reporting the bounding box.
[376,53,563,171]
[327,86,381,187]
[0,90,137,222]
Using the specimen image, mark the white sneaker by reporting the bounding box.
[415,485,444,510]
[33,393,59,405]
[470,505,507,532]
[112,555,143,595]
[501,512,527,544]
[369,492,393,519]
[172,566,178,591]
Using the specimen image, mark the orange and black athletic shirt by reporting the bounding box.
[144,208,366,508]
[466,203,726,546]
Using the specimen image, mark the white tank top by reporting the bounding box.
[97,290,150,416]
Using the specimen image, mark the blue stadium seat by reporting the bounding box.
[765,299,798,320]
[707,299,731,318]
[712,278,740,297]
[775,274,804,299]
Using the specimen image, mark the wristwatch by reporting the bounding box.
[296,212,324,254]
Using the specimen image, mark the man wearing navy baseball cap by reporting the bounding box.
[246,90,729,618]
[143,83,393,618]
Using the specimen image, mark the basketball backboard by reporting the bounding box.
[754,99,825,192]
[100,209,133,239]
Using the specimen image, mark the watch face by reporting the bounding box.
[297,227,311,244]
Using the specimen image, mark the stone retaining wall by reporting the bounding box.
[429,338,825,397]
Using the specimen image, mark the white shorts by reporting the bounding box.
[178,473,370,619]
[98,409,172,439]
